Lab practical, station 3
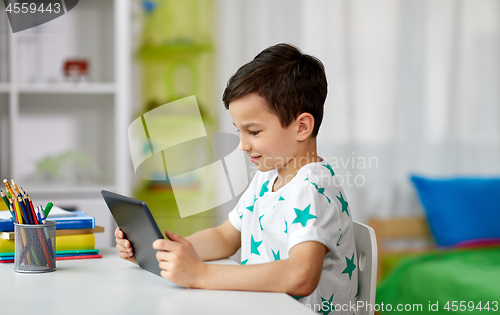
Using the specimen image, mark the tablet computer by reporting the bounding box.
[101,190,164,276]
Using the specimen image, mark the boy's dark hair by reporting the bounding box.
[222,43,327,137]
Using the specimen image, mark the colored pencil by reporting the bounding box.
[2,179,15,199]
[11,179,20,195]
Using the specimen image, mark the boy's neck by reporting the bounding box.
[272,138,321,192]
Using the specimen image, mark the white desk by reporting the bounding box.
[0,248,315,315]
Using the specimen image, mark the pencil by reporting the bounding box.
[19,196,32,224]
[11,179,20,195]
[14,198,23,224]
[27,194,38,225]
[10,204,17,223]
[1,190,15,219]
[36,227,53,268]
[22,189,38,225]
[2,179,15,198]
[17,196,30,224]
[1,189,10,207]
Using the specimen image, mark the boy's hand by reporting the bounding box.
[115,227,137,264]
[153,230,207,288]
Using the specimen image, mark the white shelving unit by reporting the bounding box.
[0,0,132,247]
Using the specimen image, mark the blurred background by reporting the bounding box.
[0,0,499,262]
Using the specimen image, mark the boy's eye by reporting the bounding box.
[249,131,260,135]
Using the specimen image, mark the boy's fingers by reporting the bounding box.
[165,230,191,247]
[116,242,128,252]
[152,239,178,251]
[156,250,173,262]
[115,227,123,238]
[119,251,134,259]
[116,243,131,252]
[116,238,133,252]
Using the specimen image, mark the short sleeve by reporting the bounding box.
[227,188,249,232]
[227,172,261,231]
[285,185,342,262]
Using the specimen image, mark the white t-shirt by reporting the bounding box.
[228,161,358,314]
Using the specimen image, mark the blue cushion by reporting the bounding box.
[410,175,500,246]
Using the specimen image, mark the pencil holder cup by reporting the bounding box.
[14,221,56,273]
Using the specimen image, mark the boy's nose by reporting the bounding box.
[238,138,251,151]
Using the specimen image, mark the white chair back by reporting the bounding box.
[353,221,378,315]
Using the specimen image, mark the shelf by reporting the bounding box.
[16,94,116,187]
[0,0,131,250]
[18,83,115,94]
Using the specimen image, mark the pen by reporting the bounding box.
[32,210,52,267]
[44,202,53,218]
[35,206,42,224]
[38,205,47,224]
[38,205,55,262]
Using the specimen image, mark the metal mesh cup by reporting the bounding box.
[14,221,56,273]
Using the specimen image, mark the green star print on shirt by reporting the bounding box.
[259,180,269,197]
[342,253,356,280]
[323,164,335,176]
[246,195,257,212]
[259,214,265,230]
[250,234,262,255]
[292,204,317,227]
[319,293,334,315]
[273,196,285,209]
[336,191,349,216]
[272,249,280,261]
[311,182,331,203]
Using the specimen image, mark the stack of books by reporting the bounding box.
[0,206,104,263]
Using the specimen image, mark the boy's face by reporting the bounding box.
[229,93,300,173]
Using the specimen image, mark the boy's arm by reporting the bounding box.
[153,234,326,297]
[199,241,326,297]
[185,219,241,261]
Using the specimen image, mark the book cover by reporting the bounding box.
[0,233,95,253]
[0,249,100,257]
[0,226,104,240]
[0,208,95,232]
[0,254,102,263]
[1,251,101,260]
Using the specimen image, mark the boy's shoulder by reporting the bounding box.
[247,161,338,195]
[298,161,336,180]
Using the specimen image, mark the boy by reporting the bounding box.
[116,43,357,314]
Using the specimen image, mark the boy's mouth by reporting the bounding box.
[250,155,261,163]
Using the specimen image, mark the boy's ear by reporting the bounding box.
[296,113,314,141]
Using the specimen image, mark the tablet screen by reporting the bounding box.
[101,190,164,276]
